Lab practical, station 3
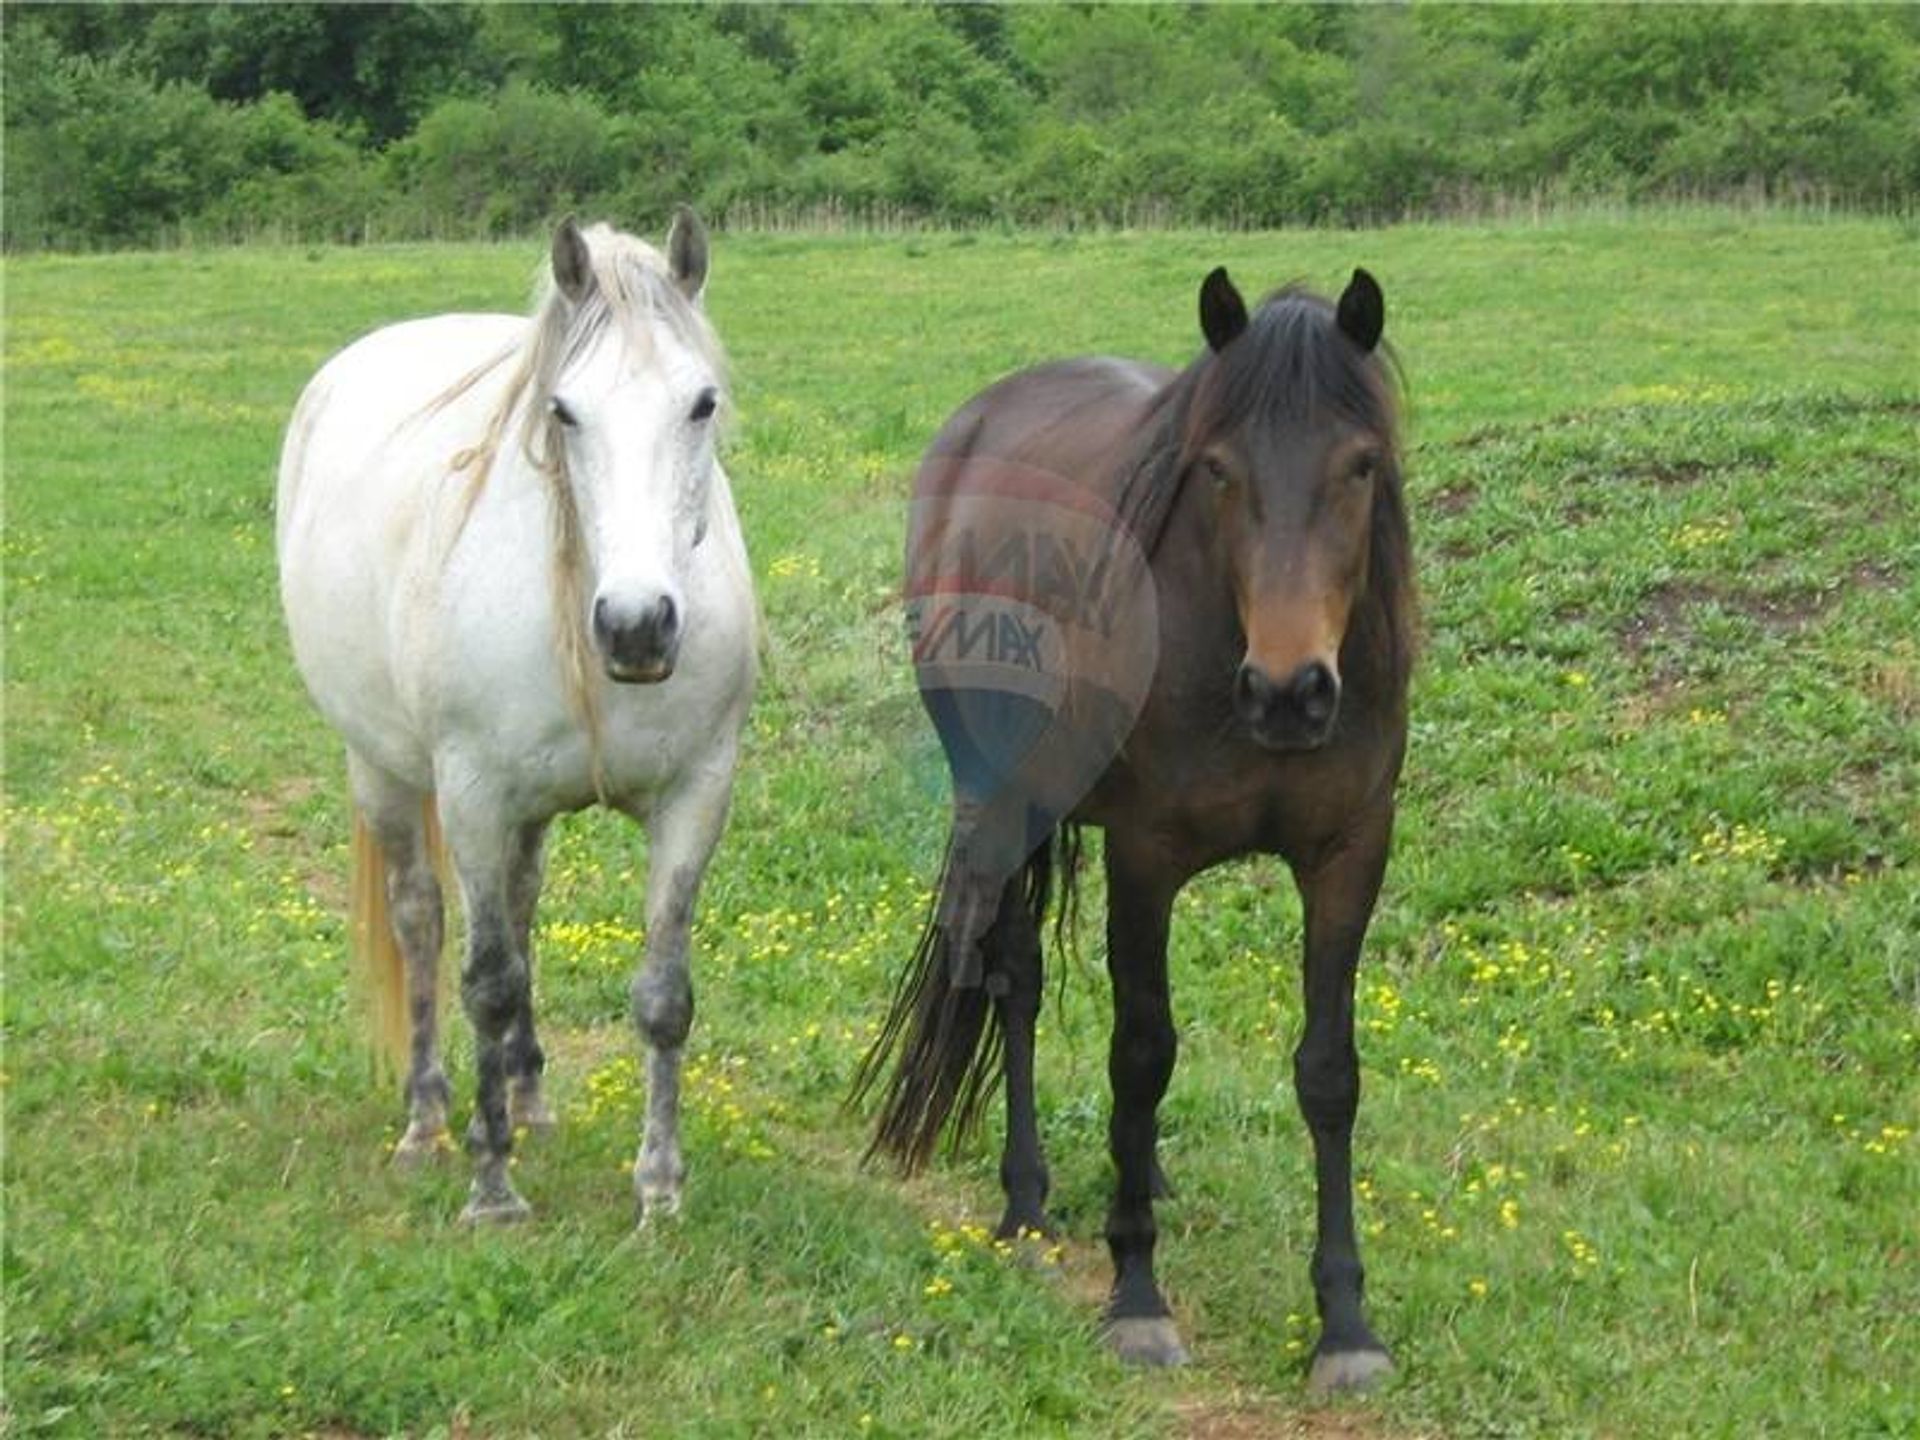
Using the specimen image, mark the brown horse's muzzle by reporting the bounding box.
[1234,658,1340,750]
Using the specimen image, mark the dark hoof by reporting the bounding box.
[1307,1346,1393,1395]
[994,1211,1057,1243]
[1105,1315,1190,1368]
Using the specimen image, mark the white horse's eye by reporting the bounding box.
[689,388,718,424]
[550,397,579,428]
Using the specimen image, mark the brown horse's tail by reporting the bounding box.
[348,798,443,1081]
[854,829,1076,1171]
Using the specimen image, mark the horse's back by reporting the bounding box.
[278,314,521,525]
[916,357,1172,511]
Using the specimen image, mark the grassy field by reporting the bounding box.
[5,213,1917,1438]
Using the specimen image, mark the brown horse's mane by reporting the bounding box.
[1112,285,1418,693]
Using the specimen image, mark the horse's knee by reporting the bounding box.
[390,876,442,946]
[462,939,529,1036]
[632,965,693,1050]
[1110,1019,1177,1112]
[1293,1044,1359,1132]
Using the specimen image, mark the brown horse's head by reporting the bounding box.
[1183,267,1407,751]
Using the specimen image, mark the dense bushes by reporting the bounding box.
[6,4,1917,250]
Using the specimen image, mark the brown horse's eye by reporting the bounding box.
[1203,456,1231,490]
[1352,451,1381,483]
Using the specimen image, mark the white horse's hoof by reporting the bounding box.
[509,1086,557,1133]
[1104,1315,1190,1367]
[391,1126,453,1169]
[459,1188,532,1225]
[635,1189,683,1228]
[1307,1346,1394,1395]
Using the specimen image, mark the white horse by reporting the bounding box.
[277,212,758,1224]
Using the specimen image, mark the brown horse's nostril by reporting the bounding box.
[1235,659,1340,748]
[1289,661,1339,728]
[1234,662,1275,721]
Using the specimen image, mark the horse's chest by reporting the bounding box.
[1121,729,1393,870]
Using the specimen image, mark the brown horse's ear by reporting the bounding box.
[1199,266,1248,352]
[552,215,592,302]
[667,204,709,301]
[1336,268,1384,352]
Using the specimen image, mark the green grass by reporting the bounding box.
[5,213,1917,1438]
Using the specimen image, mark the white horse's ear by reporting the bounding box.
[552,215,592,303]
[667,205,709,302]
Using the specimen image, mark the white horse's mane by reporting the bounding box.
[429,223,730,795]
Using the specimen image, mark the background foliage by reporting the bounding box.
[7,3,1920,249]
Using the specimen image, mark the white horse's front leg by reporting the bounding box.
[627,747,737,1224]
[440,784,537,1224]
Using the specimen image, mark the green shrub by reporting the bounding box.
[386,81,623,237]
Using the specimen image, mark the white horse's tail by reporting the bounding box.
[349,798,444,1081]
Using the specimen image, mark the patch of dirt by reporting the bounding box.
[1723,587,1825,633]
[242,774,342,908]
[1613,675,1698,730]
[1428,483,1477,517]
[1618,577,1837,661]
[1851,559,1904,591]
[241,773,322,838]
[1445,426,1508,451]
[1623,457,1714,487]
[1617,579,1723,656]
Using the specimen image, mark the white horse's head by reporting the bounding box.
[534,212,725,685]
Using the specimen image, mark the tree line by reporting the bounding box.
[7,3,1918,250]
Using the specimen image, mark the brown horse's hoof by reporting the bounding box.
[1307,1346,1394,1395]
[1105,1315,1190,1367]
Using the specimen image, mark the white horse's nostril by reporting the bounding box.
[593,589,684,682]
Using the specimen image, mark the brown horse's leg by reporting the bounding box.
[991,876,1050,1238]
[1293,801,1395,1393]
[1100,834,1188,1366]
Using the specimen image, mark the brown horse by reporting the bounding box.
[857,265,1415,1391]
